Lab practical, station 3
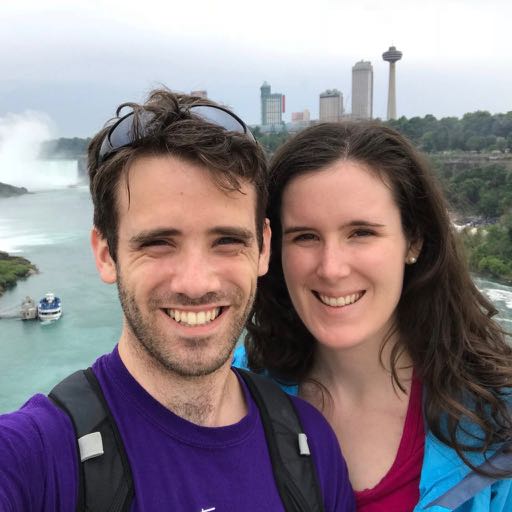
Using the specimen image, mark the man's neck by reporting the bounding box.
[117,336,247,427]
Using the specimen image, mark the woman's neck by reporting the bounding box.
[301,336,417,492]
[304,334,414,405]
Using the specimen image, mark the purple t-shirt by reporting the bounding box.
[0,347,354,511]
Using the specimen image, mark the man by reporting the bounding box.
[0,89,354,511]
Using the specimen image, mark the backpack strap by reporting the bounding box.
[49,368,134,512]
[237,368,325,512]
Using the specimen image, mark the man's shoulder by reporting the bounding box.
[0,393,78,510]
[0,393,76,462]
[236,367,354,510]
[0,393,70,437]
[287,394,340,452]
[289,391,354,509]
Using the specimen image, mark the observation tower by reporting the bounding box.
[382,46,402,120]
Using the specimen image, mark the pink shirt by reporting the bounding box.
[355,374,425,512]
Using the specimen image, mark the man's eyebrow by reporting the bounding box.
[129,228,181,246]
[283,221,385,235]
[209,226,255,242]
[128,227,255,246]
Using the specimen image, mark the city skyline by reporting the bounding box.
[1,0,511,137]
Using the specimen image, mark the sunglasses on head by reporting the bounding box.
[98,104,255,164]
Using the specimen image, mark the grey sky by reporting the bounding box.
[1,0,511,137]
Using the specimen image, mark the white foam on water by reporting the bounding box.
[0,111,78,190]
[0,232,57,253]
[483,288,512,310]
[0,197,83,253]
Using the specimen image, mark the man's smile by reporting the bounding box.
[165,307,225,327]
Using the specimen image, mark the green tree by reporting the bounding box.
[466,135,486,152]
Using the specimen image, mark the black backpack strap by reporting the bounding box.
[237,369,325,512]
[49,368,134,512]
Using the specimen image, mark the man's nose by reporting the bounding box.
[168,247,222,299]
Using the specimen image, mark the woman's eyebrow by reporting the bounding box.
[283,220,385,235]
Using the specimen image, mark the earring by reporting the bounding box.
[407,256,417,264]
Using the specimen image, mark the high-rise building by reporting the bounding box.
[291,110,310,123]
[190,90,208,99]
[382,46,403,120]
[351,61,373,120]
[288,109,311,132]
[260,82,285,127]
[319,89,343,123]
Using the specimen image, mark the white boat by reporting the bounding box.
[20,296,38,320]
[37,292,62,321]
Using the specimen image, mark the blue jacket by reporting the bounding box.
[233,346,512,511]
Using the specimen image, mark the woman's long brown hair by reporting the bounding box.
[246,121,512,476]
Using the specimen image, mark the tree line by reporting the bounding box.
[435,162,512,220]
[39,137,90,159]
[460,213,512,283]
[433,159,512,283]
[387,111,512,153]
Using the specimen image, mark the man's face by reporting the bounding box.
[93,155,270,377]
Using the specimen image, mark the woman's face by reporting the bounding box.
[280,159,416,353]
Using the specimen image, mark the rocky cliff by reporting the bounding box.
[0,182,28,198]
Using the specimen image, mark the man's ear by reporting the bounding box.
[91,227,117,284]
[258,218,271,277]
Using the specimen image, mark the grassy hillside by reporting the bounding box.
[0,251,37,296]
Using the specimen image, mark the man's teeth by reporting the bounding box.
[167,307,221,326]
[319,292,363,307]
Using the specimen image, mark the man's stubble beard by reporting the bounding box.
[116,272,254,378]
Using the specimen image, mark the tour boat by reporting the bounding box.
[37,292,62,321]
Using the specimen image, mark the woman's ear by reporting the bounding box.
[405,238,423,265]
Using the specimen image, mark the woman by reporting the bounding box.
[235,122,512,511]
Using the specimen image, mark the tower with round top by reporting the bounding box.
[382,46,402,120]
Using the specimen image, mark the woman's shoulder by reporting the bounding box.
[232,345,249,369]
[232,345,299,395]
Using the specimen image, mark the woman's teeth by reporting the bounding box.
[318,292,363,307]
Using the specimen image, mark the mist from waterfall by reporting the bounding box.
[0,112,78,190]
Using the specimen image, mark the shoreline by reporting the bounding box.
[0,182,29,198]
[473,272,512,287]
[0,251,38,297]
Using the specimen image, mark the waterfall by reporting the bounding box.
[0,112,78,190]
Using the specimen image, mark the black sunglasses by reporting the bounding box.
[98,104,255,164]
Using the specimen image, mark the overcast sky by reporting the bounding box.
[1,0,511,137]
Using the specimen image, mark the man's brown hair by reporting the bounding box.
[88,89,268,260]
